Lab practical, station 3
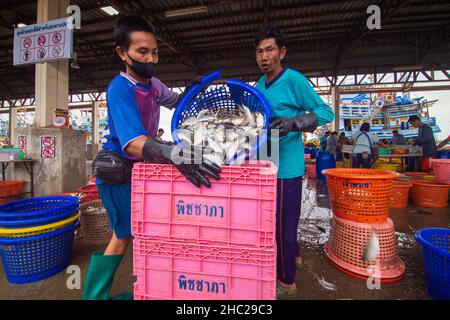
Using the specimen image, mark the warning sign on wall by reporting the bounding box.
[18,136,28,158]
[13,18,73,66]
[40,136,56,159]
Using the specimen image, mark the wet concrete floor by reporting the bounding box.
[0,177,448,300]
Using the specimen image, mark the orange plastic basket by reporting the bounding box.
[411,180,449,208]
[390,180,411,209]
[324,216,405,282]
[0,180,26,204]
[322,169,399,222]
[405,172,428,177]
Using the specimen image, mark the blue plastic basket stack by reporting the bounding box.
[0,196,80,284]
[415,228,450,300]
[171,70,272,162]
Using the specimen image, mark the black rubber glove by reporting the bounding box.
[142,137,220,188]
[269,113,319,137]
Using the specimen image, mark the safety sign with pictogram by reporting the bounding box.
[37,48,47,60]
[37,34,47,47]
[22,50,33,62]
[41,136,56,159]
[52,45,63,57]
[22,37,32,49]
[51,32,63,44]
[14,18,74,66]
[18,136,28,158]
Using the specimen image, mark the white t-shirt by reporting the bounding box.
[353,132,379,154]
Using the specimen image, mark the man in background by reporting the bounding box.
[326,131,339,159]
[408,115,438,171]
[156,128,165,141]
[319,131,330,152]
[390,130,406,145]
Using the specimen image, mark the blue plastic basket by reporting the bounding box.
[0,196,79,228]
[0,205,79,228]
[415,228,450,300]
[171,70,272,161]
[0,219,78,284]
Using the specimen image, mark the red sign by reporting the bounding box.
[23,37,32,49]
[37,48,46,59]
[18,136,27,158]
[41,136,56,159]
[52,32,61,44]
[37,34,46,46]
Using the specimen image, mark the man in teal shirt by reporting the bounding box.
[254,27,334,297]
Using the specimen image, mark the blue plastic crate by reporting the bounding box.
[0,196,79,228]
[0,220,78,284]
[437,150,450,159]
[171,70,271,162]
[415,228,450,300]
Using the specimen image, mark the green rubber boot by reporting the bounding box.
[82,250,133,300]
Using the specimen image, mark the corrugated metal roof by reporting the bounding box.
[1,0,450,99]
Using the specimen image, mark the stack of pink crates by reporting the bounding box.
[131,161,278,300]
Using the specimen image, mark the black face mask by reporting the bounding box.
[125,53,156,80]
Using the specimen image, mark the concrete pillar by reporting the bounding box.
[11,0,88,195]
[14,128,86,196]
[331,86,340,132]
[35,0,70,127]
[92,101,100,145]
[8,107,18,145]
[86,101,101,160]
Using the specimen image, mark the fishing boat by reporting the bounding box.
[339,92,441,139]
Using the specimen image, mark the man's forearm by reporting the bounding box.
[124,136,147,158]
[437,136,450,149]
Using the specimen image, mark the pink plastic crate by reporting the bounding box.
[432,159,450,184]
[133,238,276,300]
[131,161,277,247]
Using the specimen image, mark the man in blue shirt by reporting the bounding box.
[83,16,220,300]
[320,131,331,152]
[254,27,334,297]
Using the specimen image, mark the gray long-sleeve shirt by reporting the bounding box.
[416,124,438,157]
[391,134,406,145]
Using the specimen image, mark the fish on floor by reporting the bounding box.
[314,274,337,291]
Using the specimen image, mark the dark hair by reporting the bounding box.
[255,26,285,49]
[340,132,345,136]
[332,131,338,135]
[158,128,164,132]
[408,115,420,123]
[392,130,398,134]
[360,123,370,132]
[325,131,331,135]
[114,16,156,50]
